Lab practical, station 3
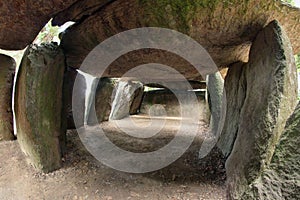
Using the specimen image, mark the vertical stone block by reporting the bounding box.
[15,43,65,173]
[0,54,16,141]
[226,21,298,199]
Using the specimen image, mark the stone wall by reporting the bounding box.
[140,89,210,122]
[0,54,16,141]
[217,62,247,157]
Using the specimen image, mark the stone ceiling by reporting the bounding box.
[0,0,299,79]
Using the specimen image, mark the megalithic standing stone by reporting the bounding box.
[0,54,16,141]
[15,43,65,173]
[226,20,298,199]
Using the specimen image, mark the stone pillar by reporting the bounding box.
[0,54,15,141]
[207,72,224,136]
[62,67,86,129]
[226,21,298,199]
[109,80,143,120]
[85,77,98,125]
[217,62,247,157]
[15,43,65,173]
[129,85,144,115]
[87,78,115,125]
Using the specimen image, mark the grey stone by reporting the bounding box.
[240,102,300,199]
[87,78,115,125]
[14,43,65,173]
[226,21,298,199]
[129,86,144,115]
[207,72,224,136]
[217,62,247,157]
[109,80,143,120]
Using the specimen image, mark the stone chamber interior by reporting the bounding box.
[0,1,300,200]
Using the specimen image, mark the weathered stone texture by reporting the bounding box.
[60,0,300,79]
[217,62,247,157]
[15,43,65,173]
[1,0,300,64]
[63,68,86,129]
[87,78,115,125]
[53,0,114,26]
[240,102,300,199]
[0,54,16,141]
[110,80,143,120]
[0,0,77,50]
[129,85,144,115]
[207,72,224,136]
[226,21,298,199]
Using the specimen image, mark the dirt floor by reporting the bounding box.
[0,116,226,200]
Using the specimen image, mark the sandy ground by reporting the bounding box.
[0,117,226,200]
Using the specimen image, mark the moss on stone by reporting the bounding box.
[138,0,216,33]
[138,0,257,33]
[15,43,65,173]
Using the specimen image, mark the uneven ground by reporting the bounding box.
[0,116,226,200]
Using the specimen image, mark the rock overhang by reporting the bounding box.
[0,0,299,79]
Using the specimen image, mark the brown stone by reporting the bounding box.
[52,0,113,26]
[0,54,15,141]
[0,0,77,50]
[0,0,299,61]
[15,43,65,173]
[59,0,300,80]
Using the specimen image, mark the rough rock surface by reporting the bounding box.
[0,54,15,141]
[1,0,300,61]
[63,68,86,129]
[129,85,144,115]
[60,0,300,78]
[240,102,300,199]
[207,72,224,136]
[226,21,298,199]
[217,62,247,157]
[14,43,65,173]
[0,0,77,50]
[110,80,143,120]
[52,0,114,26]
[87,78,115,125]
